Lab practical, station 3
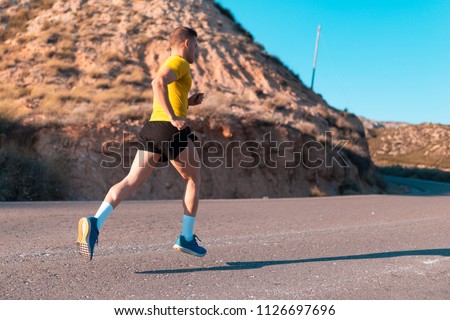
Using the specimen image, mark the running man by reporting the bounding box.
[76,27,206,262]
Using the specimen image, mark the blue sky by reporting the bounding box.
[216,0,450,124]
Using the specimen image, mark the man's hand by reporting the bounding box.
[188,92,204,106]
[170,116,187,130]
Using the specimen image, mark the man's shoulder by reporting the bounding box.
[163,56,190,78]
[165,55,189,66]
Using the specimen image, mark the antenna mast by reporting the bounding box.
[311,25,321,89]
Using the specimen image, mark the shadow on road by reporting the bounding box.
[135,248,450,275]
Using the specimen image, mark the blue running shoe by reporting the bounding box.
[173,235,206,257]
[76,217,99,262]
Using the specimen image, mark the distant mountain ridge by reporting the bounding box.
[358,116,409,130]
[364,121,450,172]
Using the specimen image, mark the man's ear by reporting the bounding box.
[184,39,189,48]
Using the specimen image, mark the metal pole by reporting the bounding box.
[311,25,321,89]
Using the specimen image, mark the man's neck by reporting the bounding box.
[171,50,187,61]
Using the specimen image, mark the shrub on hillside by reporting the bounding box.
[0,119,68,201]
[0,142,67,201]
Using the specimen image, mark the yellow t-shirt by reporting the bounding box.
[150,56,192,122]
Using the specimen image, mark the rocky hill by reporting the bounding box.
[365,122,450,172]
[0,0,383,200]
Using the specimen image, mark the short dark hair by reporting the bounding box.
[169,27,197,47]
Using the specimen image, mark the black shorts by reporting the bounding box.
[137,121,197,163]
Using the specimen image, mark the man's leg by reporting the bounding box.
[95,149,161,230]
[77,150,161,261]
[170,140,201,217]
[104,149,161,209]
[170,140,206,257]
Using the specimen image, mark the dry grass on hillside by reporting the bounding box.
[0,1,157,127]
[368,125,450,170]
[0,0,57,41]
[367,124,450,183]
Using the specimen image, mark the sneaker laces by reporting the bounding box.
[193,235,202,243]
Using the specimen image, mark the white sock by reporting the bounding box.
[181,214,195,241]
[94,201,113,230]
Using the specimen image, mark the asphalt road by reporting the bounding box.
[1,186,450,299]
[384,175,450,196]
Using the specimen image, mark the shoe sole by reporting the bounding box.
[76,217,92,262]
[173,244,206,257]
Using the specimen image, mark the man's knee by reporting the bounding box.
[183,171,201,186]
[191,173,201,186]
